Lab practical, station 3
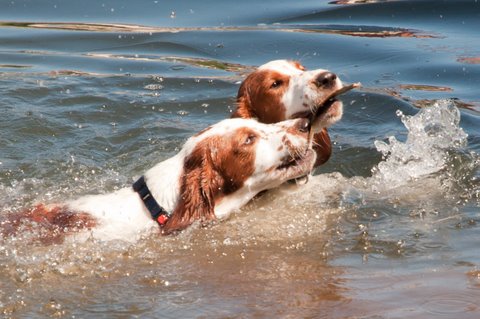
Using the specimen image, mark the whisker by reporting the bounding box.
[310,140,323,148]
[308,131,330,151]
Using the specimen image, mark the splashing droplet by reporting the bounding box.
[370,100,467,190]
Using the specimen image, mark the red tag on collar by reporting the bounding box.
[157,214,169,226]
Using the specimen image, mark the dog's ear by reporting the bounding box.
[162,142,223,234]
[232,77,257,119]
[313,128,332,166]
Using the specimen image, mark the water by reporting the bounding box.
[1,0,479,318]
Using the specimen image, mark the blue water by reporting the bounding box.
[1,0,479,318]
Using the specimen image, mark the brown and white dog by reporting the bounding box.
[2,118,316,242]
[232,60,344,167]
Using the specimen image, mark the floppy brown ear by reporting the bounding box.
[232,78,256,119]
[162,144,223,235]
[313,128,332,167]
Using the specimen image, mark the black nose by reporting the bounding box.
[296,118,311,133]
[315,72,337,88]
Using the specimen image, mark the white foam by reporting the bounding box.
[369,99,468,191]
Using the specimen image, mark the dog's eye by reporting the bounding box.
[244,134,256,145]
[271,80,283,88]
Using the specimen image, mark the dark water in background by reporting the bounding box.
[0,0,479,318]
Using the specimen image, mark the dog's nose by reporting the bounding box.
[296,118,311,133]
[315,72,337,88]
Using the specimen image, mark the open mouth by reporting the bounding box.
[311,82,361,121]
[291,97,341,121]
[313,97,339,119]
[276,149,315,176]
[277,155,301,171]
[291,82,361,121]
[307,82,361,142]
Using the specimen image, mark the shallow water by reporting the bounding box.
[1,0,479,318]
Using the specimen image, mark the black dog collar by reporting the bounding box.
[132,176,171,226]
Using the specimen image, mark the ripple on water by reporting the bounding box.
[422,294,479,316]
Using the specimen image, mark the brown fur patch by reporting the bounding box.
[162,127,258,234]
[233,70,289,123]
[1,204,96,244]
[293,61,306,71]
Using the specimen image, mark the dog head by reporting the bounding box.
[162,117,316,233]
[234,59,344,130]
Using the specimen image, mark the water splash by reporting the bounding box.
[369,99,468,191]
[263,99,472,225]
